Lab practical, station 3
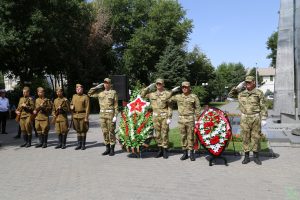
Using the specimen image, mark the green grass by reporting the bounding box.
[149,128,269,152]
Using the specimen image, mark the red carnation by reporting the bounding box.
[210,136,220,145]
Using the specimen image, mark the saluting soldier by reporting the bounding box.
[34,87,53,148]
[228,76,268,165]
[70,84,90,150]
[15,87,35,147]
[170,81,201,161]
[141,78,172,159]
[88,78,118,156]
[52,87,70,149]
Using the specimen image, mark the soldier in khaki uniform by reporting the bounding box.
[170,82,201,161]
[141,78,172,159]
[33,87,53,148]
[88,78,118,156]
[228,76,268,165]
[52,87,70,149]
[15,87,35,147]
[70,84,90,150]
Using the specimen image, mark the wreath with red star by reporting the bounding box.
[118,90,153,153]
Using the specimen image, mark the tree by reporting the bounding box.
[266,31,278,67]
[153,40,189,88]
[248,67,263,86]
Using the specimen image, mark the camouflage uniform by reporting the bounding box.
[34,97,53,148]
[228,76,268,164]
[141,79,172,151]
[52,92,70,149]
[88,78,118,156]
[70,84,90,150]
[170,82,201,151]
[17,94,35,147]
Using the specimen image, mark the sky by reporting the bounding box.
[178,0,280,68]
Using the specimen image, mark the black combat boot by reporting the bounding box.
[14,126,21,139]
[109,144,115,156]
[55,134,62,149]
[20,134,28,147]
[35,134,43,148]
[61,134,67,149]
[42,134,48,148]
[253,152,262,165]
[75,136,82,150]
[163,148,168,159]
[190,150,195,161]
[81,136,86,150]
[242,151,250,164]
[102,144,110,155]
[180,150,188,160]
[155,147,163,158]
[26,135,32,148]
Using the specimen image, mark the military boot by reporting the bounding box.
[102,144,110,155]
[163,148,168,159]
[180,150,188,160]
[253,152,262,165]
[109,144,115,156]
[61,134,67,149]
[26,135,32,148]
[155,147,163,158]
[55,134,62,149]
[42,134,48,148]
[75,136,82,150]
[190,150,195,161]
[81,136,86,150]
[20,134,28,147]
[242,152,250,164]
[35,134,43,148]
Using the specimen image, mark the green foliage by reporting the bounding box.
[266,31,278,67]
[153,40,189,88]
[265,99,273,109]
[0,72,4,89]
[191,85,209,105]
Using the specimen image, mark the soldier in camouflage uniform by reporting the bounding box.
[52,87,70,149]
[15,87,35,147]
[170,82,201,161]
[33,87,53,148]
[141,78,172,159]
[70,84,90,150]
[88,78,118,156]
[228,76,268,165]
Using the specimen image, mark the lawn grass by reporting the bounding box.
[149,128,269,152]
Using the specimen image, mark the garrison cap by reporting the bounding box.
[104,78,111,83]
[37,87,44,92]
[76,83,83,88]
[56,87,63,92]
[23,86,30,91]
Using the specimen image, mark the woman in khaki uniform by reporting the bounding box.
[52,87,70,149]
[70,84,90,150]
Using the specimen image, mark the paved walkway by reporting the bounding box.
[0,105,300,200]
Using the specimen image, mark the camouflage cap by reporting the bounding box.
[23,86,30,91]
[76,83,83,88]
[182,81,190,87]
[104,78,111,83]
[245,76,255,82]
[37,87,44,92]
[155,78,164,85]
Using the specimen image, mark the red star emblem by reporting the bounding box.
[127,96,149,115]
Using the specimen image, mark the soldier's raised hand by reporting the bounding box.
[236,81,246,91]
[95,83,104,89]
[147,83,156,91]
[171,86,181,93]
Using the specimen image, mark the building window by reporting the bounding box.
[270,76,273,81]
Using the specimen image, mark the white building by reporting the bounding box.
[257,67,276,93]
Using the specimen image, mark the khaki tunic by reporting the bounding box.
[70,94,90,136]
[141,88,172,148]
[170,93,201,150]
[17,97,35,135]
[52,97,70,134]
[34,98,52,134]
[88,88,118,145]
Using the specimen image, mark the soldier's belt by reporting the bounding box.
[74,111,86,114]
[153,112,167,116]
[100,109,114,113]
[241,113,260,117]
